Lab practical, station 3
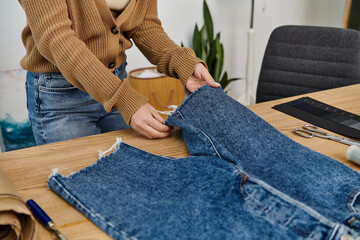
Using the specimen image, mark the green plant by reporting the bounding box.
[186,0,241,90]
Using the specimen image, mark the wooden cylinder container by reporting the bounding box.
[129,67,185,117]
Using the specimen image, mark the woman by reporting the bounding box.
[19,0,219,144]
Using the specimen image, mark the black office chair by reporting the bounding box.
[256,25,360,103]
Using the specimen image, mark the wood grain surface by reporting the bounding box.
[1,84,359,239]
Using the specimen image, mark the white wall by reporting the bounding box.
[0,0,26,71]
[1,0,347,99]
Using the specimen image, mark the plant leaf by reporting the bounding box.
[222,77,242,90]
[219,43,224,79]
[214,33,224,81]
[219,71,228,88]
[228,78,242,82]
[203,0,214,43]
[200,26,207,61]
[206,38,216,74]
[192,24,202,58]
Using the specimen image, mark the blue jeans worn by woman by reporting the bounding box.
[25,62,129,145]
[48,86,360,240]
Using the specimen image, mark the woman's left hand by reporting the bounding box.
[185,63,220,92]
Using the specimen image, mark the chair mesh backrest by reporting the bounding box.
[256,25,360,103]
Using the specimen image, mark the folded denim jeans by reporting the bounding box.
[48,86,360,240]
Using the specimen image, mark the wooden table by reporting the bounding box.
[1,84,360,239]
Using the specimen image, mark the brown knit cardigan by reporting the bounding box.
[19,0,202,123]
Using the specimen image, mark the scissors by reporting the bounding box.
[293,125,360,147]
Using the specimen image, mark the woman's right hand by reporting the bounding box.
[130,103,172,139]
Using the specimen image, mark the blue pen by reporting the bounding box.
[26,199,67,240]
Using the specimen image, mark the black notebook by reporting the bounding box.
[273,97,360,139]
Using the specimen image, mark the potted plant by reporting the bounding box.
[184,0,241,91]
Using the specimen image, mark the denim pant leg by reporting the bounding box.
[26,62,129,145]
[48,86,360,239]
[165,86,360,232]
[49,139,354,240]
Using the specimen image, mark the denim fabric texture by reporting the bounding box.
[48,86,360,240]
[25,62,129,145]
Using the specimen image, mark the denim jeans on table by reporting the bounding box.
[25,62,129,145]
[48,86,360,240]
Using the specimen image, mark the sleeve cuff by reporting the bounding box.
[104,78,148,124]
[172,49,207,86]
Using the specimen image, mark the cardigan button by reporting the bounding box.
[111,26,119,34]
[108,62,116,68]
